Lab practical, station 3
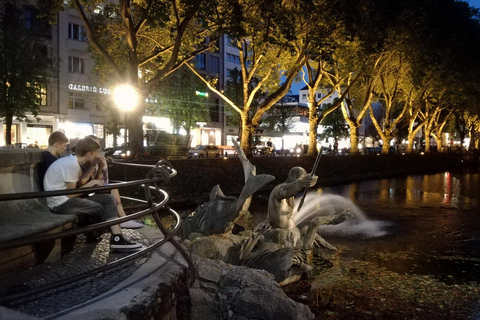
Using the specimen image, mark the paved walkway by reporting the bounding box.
[0,226,190,320]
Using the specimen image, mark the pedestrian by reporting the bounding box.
[44,137,141,251]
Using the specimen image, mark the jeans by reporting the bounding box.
[51,193,118,221]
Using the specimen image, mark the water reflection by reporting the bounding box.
[311,166,480,284]
[323,169,479,210]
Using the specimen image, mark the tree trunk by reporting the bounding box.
[4,113,13,146]
[349,127,360,155]
[129,102,145,156]
[241,120,254,156]
[469,127,476,151]
[307,98,318,156]
[435,136,443,152]
[424,132,431,153]
[406,132,416,154]
[381,134,392,154]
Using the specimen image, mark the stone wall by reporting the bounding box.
[110,153,466,207]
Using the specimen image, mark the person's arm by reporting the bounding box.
[66,179,104,198]
[93,156,107,181]
[77,157,105,187]
[274,175,318,200]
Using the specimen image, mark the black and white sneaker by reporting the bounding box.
[110,234,142,251]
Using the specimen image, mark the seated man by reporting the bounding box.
[44,137,141,251]
[38,131,69,191]
[77,135,143,229]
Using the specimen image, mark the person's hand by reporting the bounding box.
[97,156,107,169]
[90,179,104,186]
[299,174,318,188]
[92,156,107,169]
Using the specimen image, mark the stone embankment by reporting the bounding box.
[114,153,467,206]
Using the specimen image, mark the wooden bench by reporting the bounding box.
[0,149,78,277]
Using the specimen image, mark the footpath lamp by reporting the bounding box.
[113,84,139,156]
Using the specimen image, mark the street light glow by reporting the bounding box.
[113,84,139,111]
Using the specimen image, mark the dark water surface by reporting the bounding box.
[313,166,480,284]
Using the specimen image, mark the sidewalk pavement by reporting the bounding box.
[0,226,190,320]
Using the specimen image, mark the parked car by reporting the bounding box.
[188,145,221,158]
[111,149,131,159]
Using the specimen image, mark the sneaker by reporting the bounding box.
[120,220,144,229]
[110,234,142,251]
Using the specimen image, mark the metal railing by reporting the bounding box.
[0,160,195,304]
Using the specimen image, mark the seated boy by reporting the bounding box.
[78,135,144,229]
[44,137,141,251]
[38,131,69,191]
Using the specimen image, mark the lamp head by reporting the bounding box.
[113,84,139,112]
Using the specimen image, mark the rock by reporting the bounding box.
[189,234,245,261]
[190,256,315,320]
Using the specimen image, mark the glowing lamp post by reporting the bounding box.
[113,84,139,156]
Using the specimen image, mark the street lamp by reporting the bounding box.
[113,84,139,156]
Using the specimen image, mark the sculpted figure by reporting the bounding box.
[177,139,274,239]
[265,167,317,247]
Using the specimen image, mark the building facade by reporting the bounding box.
[1,2,238,149]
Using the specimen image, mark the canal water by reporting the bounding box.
[303,165,480,285]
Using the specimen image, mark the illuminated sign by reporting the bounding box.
[195,90,209,97]
[68,83,111,95]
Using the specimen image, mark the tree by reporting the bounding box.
[318,102,349,144]
[328,0,406,155]
[0,2,53,145]
[39,0,237,155]
[187,0,308,155]
[369,52,409,154]
[153,65,210,137]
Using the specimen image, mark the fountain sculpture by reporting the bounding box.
[178,139,353,288]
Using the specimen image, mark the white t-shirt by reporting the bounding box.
[44,155,81,209]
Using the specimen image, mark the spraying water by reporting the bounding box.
[293,193,390,238]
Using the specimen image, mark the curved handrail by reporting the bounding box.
[0,160,195,304]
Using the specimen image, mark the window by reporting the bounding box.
[210,99,220,122]
[68,92,85,109]
[35,84,47,106]
[226,36,236,47]
[25,9,32,29]
[68,56,85,73]
[24,7,51,37]
[302,94,307,100]
[226,69,232,77]
[68,23,86,41]
[195,53,206,70]
[210,56,219,73]
[227,53,241,64]
[317,92,322,99]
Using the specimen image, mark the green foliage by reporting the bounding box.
[153,65,210,135]
[319,103,349,141]
[260,103,297,133]
[0,2,53,144]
